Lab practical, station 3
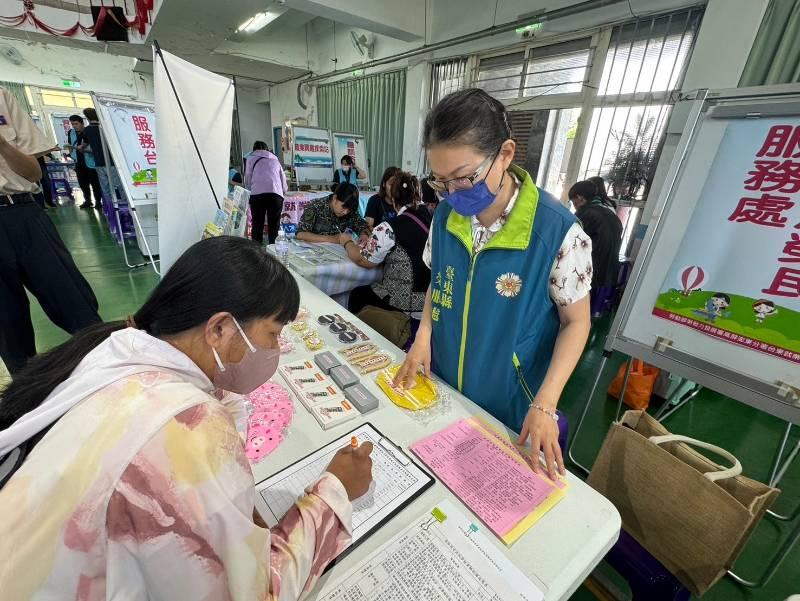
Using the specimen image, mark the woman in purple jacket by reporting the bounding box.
[245,141,288,244]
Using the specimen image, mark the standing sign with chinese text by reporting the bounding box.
[332,132,370,185]
[292,125,334,185]
[105,104,158,187]
[652,118,800,365]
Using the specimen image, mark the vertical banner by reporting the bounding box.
[292,125,333,185]
[154,47,234,273]
[652,118,800,364]
[93,95,159,205]
[332,131,369,185]
[50,114,73,148]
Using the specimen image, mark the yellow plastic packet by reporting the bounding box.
[376,365,438,411]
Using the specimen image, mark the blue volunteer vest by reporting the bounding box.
[337,168,358,185]
[429,164,577,432]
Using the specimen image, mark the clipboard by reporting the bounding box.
[254,423,434,565]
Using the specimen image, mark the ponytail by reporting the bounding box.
[0,236,299,432]
[389,171,420,209]
[0,321,126,430]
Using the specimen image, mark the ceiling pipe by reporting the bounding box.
[296,0,629,108]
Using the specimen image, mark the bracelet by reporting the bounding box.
[530,403,559,422]
[344,240,355,249]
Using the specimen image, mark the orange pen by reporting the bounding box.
[351,436,358,449]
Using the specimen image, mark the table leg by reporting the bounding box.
[568,354,610,476]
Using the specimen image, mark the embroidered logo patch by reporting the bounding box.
[496,273,522,298]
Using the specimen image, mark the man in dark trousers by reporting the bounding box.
[67,114,102,209]
[0,86,101,374]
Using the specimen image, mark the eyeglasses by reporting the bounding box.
[427,151,498,196]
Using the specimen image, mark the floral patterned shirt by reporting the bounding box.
[0,371,352,601]
[423,178,593,306]
[298,197,369,237]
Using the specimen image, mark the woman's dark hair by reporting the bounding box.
[69,114,84,123]
[0,236,299,431]
[332,182,359,211]
[340,154,354,166]
[253,140,269,151]
[587,175,617,209]
[423,88,512,155]
[568,180,598,202]
[388,171,420,209]
[378,166,402,199]
[83,107,98,121]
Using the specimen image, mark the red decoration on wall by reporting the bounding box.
[0,0,152,38]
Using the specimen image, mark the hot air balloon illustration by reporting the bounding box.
[678,265,705,296]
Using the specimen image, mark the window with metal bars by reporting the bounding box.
[579,9,703,203]
[429,58,468,107]
[477,38,592,100]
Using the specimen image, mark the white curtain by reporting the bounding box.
[154,48,234,273]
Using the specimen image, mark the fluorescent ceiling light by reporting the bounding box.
[237,10,281,34]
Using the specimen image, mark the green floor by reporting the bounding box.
[18,202,800,600]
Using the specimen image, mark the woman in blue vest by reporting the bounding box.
[395,89,592,480]
[332,154,365,188]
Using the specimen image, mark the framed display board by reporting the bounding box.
[292,125,334,186]
[92,94,158,206]
[606,85,800,424]
[332,131,370,186]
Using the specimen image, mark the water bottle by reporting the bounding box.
[275,227,289,268]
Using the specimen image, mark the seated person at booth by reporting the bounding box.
[0,236,374,601]
[364,166,401,229]
[344,171,432,316]
[332,154,366,188]
[296,183,369,243]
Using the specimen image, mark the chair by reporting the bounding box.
[603,530,691,601]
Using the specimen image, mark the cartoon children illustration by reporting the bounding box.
[280,212,298,236]
[693,293,731,322]
[752,299,778,324]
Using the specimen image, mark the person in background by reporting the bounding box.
[245,141,288,245]
[228,161,242,195]
[345,171,432,316]
[82,107,129,211]
[33,155,57,209]
[332,154,366,188]
[395,89,593,480]
[0,86,101,375]
[296,183,369,244]
[67,114,102,209]
[0,236,374,600]
[364,166,401,229]
[568,180,623,317]
[587,175,617,210]
[420,176,439,213]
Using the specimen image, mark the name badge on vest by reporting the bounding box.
[496,272,523,298]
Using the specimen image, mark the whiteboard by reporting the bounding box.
[92,94,158,207]
[609,86,800,424]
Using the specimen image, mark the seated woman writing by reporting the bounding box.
[0,236,373,601]
[296,183,369,244]
[344,171,432,316]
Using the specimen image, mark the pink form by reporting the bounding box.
[411,419,556,538]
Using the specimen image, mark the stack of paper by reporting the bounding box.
[411,417,568,545]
